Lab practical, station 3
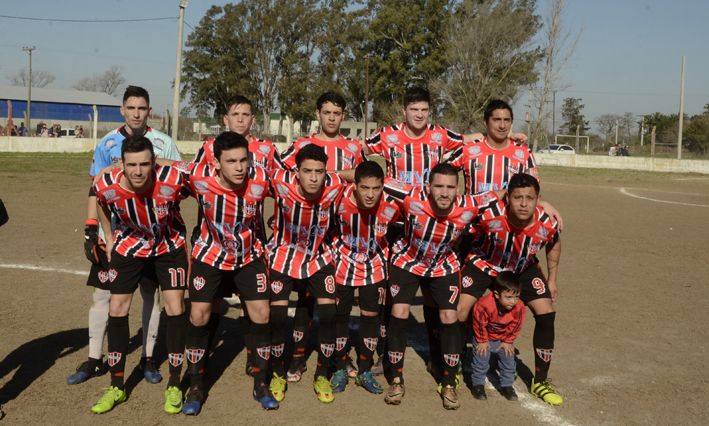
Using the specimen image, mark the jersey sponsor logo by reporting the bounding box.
[286,223,328,238]
[193,276,205,290]
[384,207,397,217]
[250,185,264,196]
[337,204,348,214]
[528,242,541,254]
[462,276,473,288]
[299,141,312,148]
[480,192,494,204]
[493,236,505,245]
[324,189,340,202]
[194,180,209,191]
[536,227,549,239]
[353,252,369,263]
[388,351,403,364]
[488,220,503,230]
[169,353,184,367]
[293,330,304,342]
[320,343,334,358]
[116,207,126,215]
[385,134,399,144]
[271,280,283,294]
[174,161,190,171]
[387,180,407,190]
[103,189,117,201]
[536,348,553,362]
[342,234,379,252]
[108,269,118,282]
[159,186,175,198]
[98,271,109,283]
[259,145,271,154]
[413,238,451,255]
[398,170,428,185]
[474,163,485,171]
[283,205,291,213]
[153,138,165,148]
[107,352,122,367]
[514,149,525,159]
[203,201,213,210]
[336,337,348,351]
[380,325,387,338]
[468,146,481,155]
[364,337,378,352]
[271,343,284,358]
[257,346,271,360]
[390,284,400,297]
[413,222,424,230]
[392,151,404,160]
[461,211,474,223]
[347,142,360,153]
[276,184,289,195]
[111,155,121,164]
[409,202,424,212]
[444,353,460,367]
[186,348,205,364]
[243,203,257,217]
[340,219,350,228]
[153,204,169,219]
[223,239,241,253]
[430,132,443,143]
[376,223,388,235]
[477,182,504,192]
[105,139,115,149]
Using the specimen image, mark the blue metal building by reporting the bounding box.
[0,85,123,122]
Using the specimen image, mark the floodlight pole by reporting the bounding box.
[677,55,685,160]
[171,0,188,142]
[22,46,35,131]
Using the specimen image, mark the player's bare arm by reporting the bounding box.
[545,239,561,302]
[538,199,564,231]
[97,202,114,262]
[330,168,355,182]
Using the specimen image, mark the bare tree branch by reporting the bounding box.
[7,69,55,88]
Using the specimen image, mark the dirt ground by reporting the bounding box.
[1,153,708,425]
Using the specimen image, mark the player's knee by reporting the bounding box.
[91,288,111,310]
[439,309,457,325]
[318,304,337,324]
[245,300,269,324]
[534,311,556,329]
[391,304,410,319]
[270,305,289,328]
[190,303,212,327]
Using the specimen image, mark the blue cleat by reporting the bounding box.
[140,357,162,384]
[253,384,279,410]
[355,370,383,394]
[67,358,105,385]
[330,369,348,393]
[182,387,203,415]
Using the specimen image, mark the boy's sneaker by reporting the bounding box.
[253,383,279,410]
[286,357,307,383]
[500,386,518,401]
[91,386,126,414]
[313,376,335,403]
[384,378,405,405]
[67,357,105,384]
[164,386,183,414]
[182,387,204,415]
[531,379,563,405]
[440,385,460,410]
[269,373,287,402]
[355,370,383,394]
[330,369,348,393]
[471,385,487,400]
[139,357,162,384]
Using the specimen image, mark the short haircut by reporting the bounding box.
[225,95,253,114]
[354,161,384,183]
[121,135,154,161]
[508,172,539,195]
[123,86,150,106]
[494,271,521,294]
[295,143,329,169]
[213,131,249,161]
[484,99,514,122]
[316,92,346,111]
[429,163,458,183]
[403,87,430,108]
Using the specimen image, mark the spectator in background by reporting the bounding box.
[40,124,49,137]
[78,125,85,138]
[18,122,28,136]
[620,145,630,156]
[608,145,616,156]
[56,124,62,138]
[36,121,45,135]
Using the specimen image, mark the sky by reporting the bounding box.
[1,0,707,135]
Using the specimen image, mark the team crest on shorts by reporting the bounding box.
[271,344,284,358]
[107,352,122,367]
[320,343,334,358]
[186,348,205,363]
[336,337,348,351]
[388,351,403,364]
[257,346,271,360]
[462,276,473,288]
[444,353,460,367]
[536,348,553,362]
[271,280,283,294]
[390,284,400,297]
[169,353,184,367]
[98,271,109,284]
[380,325,387,338]
[193,276,205,291]
[364,337,378,352]
[108,269,118,282]
[293,330,304,342]
[335,297,340,306]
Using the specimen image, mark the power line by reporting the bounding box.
[0,14,177,23]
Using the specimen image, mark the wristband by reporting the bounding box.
[85,219,99,227]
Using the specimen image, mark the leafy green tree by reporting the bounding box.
[559,97,589,135]
[683,113,709,154]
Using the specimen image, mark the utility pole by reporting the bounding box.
[552,90,556,142]
[171,0,188,142]
[365,53,369,138]
[22,46,35,131]
[677,55,685,160]
[615,119,619,145]
[637,115,645,146]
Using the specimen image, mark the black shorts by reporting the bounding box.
[108,246,189,295]
[461,261,551,303]
[189,258,270,303]
[86,248,111,291]
[269,264,337,302]
[336,281,387,315]
[388,266,460,310]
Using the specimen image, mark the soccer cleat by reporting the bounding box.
[254,383,279,410]
[330,369,348,393]
[531,379,563,405]
[182,387,204,415]
[384,379,405,405]
[139,357,162,384]
[164,386,183,414]
[245,361,254,377]
[471,385,487,400]
[67,357,105,385]
[91,386,126,414]
[440,385,460,410]
[345,356,358,378]
[426,360,443,384]
[286,356,307,383]
[355,370,383,394]
[313,376,335,403]
[500,386,518,401]
[371,355,388,376]
[270,373,287,402]
[436,374,461,394]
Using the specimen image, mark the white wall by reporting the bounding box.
[535,153,709,175]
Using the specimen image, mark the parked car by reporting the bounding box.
[538,144,575,154]
[59,128,76,137]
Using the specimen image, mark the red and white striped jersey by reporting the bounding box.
[366,123,463,188]
[190,136,285,172]
[472,292,526,344]
[183,162,270,270]
[446,137,538,195]
[267,169,346,278]
[94,166,189,258]
[331,184,402,286]
[383,178,500,277]
[280,134,368,171]
[467,204,560,276]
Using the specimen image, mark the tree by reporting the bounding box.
[559,97,589,135]
[684,113,709,154]
[431,0,543,132]
[595,113,620,141]
[71,65,126,96]
[620,111,635,142]
[7,69,55,88]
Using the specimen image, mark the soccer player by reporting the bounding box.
[177,132,277,414]
[329,161,401,394]
[90,136,189,414]
[267,144,346,404]
[72,86,182,386]
[461,173,563,405]
[382,163,503,410]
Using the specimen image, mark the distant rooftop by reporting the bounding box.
[0,85,122,107]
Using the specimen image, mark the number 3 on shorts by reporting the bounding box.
[256,273,267,293]
[532,278,546,295]
[325,275,336,293]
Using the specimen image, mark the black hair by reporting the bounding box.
[123,86,150,106]
[213,131,249,161]
[483,99,513,122]
[225,95,253,114]
[403,87,430,108]
[316,92,346,111]
[121,135,154,162]
[494,271,521,294]
[354,161,384,183]
[295,143,329,169]
[429,163,458,183]
[508,173,539,195]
